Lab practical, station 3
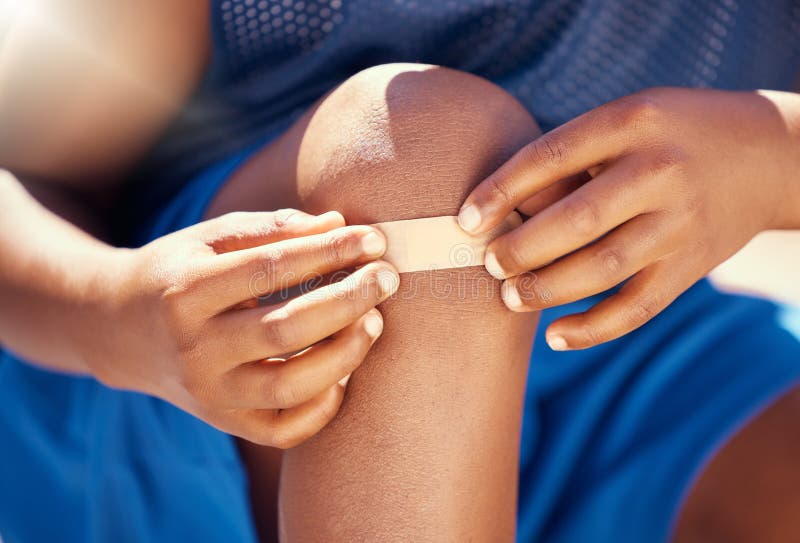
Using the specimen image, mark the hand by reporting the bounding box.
[88,209,399,448]
[459,88,800,350]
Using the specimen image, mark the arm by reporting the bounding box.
[0,0,210,370]
[1,2,388,450]
[0,171,125,373]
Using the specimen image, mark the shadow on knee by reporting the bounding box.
[207,63,540,225]
[295,63,540,223]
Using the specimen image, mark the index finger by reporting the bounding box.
[200,225,388,312]
[457,98,633,235]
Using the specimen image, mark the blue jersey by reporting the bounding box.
[131,0,800,219]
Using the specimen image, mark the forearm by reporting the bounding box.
[0,171,126,373]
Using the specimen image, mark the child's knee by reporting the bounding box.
[296,63,540,223]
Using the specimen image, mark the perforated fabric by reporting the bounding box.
[135,0,800,208]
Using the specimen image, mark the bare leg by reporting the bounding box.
[207,63,540,541]
[206,64,800,542]
[673,387,800,542]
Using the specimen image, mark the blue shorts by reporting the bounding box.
[2,144,800,542]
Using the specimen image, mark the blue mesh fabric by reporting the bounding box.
[136,0,800,206]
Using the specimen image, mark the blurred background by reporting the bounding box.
[711,231,800,307]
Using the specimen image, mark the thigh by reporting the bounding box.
[674,384,800,542]
[518,280,800,543]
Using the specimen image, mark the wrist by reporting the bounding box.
[68,246,139,376]
[770,141,800,231]
[758,90,800,230]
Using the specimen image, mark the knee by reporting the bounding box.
[296,63,540,223]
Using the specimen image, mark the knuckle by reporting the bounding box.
[270,208,297,230]
[483,174,516,208]
[619,91,665,128]
[184,373,217,406]
[515,272,553,306]
[524,135,568,169]
[159,289,203,353]
[579,320,606,347]
[263,246,287,276]
[160,289,189,327]
[627,295,661,328]
[562,195,598,235]
[324,231,351,265]
[645,149,687,182]
[159,287,185,324]
[267,368,302,408]
[159,269,204,316]
[497,241,527,274]
[261,307,297,354]
[173,334,201,368]
[595,247,626,280]
[252,248,287,295]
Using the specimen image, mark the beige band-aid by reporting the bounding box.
[372,212,522,273]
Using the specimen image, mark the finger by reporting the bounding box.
[516,172,590,217]
[543,259,698,350]
[458,95,645,234]
[192,209,346,253]
[484,158,654,279]
[210,261,399,363]
[219,310,383,409]
[231,382,347,448]
[200,225,389,311]
[500,212,672,311]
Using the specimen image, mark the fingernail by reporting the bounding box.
[376,268,400,298]
[364,311,384,338]
[547,334,569,351]
[360,231,386,257]
[484,250,506,280]
[338,373,352,387]
[501,281,522,310]
[458,204,482,233]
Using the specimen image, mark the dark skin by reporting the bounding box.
[0,0,399,448]
[209,63,541,541]
[460,88,800,350]
[1,2,800,540]
[674,388,800,543]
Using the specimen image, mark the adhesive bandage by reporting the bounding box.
[371,212,522,273]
